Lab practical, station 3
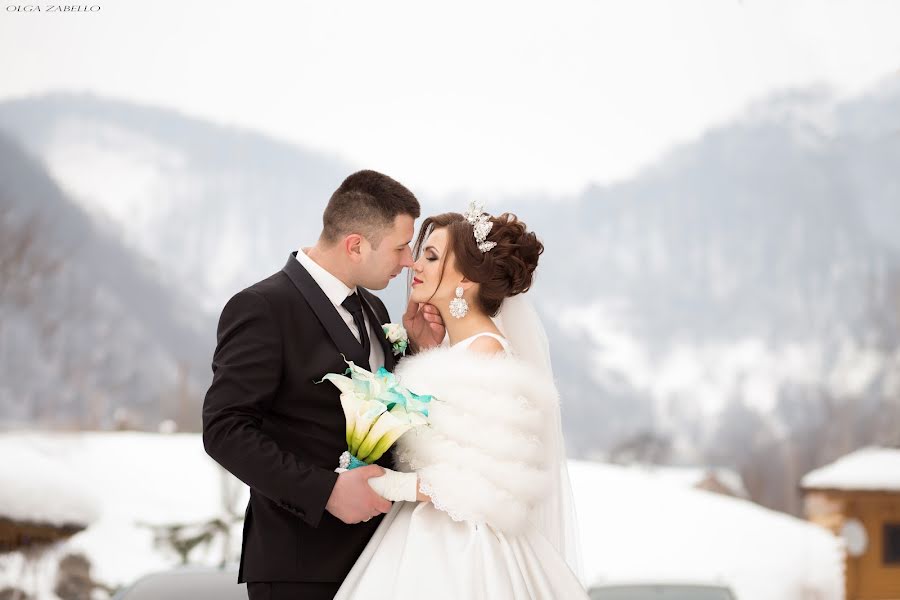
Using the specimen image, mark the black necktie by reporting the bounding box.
[341,292,371,360]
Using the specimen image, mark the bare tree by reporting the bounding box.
[137,467,245,567]
[608,430,672,465]
[0,205,62,316]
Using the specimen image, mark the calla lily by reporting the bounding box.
[354,370,384,399]
[355,409,411,462]
[337,392,363,447]
[362,405,430,462]
[374,367,397,386]
[395,385,432,417]
[318,357,433,471]
[318,372,356,396]
[349,399,387,456]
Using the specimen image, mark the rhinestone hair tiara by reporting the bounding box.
[463,200,497,253]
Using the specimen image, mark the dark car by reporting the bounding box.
[111,566,245,600]
[589,582,737,600]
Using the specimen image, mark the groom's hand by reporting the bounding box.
[325,465,393,525]
[403,299,445,352]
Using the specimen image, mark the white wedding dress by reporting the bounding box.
[334,316,589,600]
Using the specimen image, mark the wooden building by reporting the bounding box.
[802,447,900,600]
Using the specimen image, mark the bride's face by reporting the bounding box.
[409,227,463,307]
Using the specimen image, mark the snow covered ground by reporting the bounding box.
[0,431,248,596]
[569,460,844,599]
[0,432,844,599]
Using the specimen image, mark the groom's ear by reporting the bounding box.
[344,234,364,260]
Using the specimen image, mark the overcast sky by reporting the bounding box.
[2,0,899,198]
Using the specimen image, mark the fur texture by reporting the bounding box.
[392,343,559,535]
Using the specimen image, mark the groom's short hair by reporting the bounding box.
[322,170,420,249]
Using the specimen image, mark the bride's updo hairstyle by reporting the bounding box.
[412,210,544,317]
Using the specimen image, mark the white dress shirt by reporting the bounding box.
[296,247,386,370]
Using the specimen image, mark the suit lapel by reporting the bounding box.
[359,289,396,371]
[282,252,370,369]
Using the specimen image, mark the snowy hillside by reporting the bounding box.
[0,132,214,430]
[536,82,900,453]
[0,433,844,600]
[0,93,356,314]
[1,81,899,512]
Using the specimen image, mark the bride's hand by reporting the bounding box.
[403,299,445,351]
[416,479,431,502]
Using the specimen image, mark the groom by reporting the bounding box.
[202,170,444,600]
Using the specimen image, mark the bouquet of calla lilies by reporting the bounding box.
[317,358,432,501]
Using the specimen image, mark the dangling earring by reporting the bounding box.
[449,285,469,319]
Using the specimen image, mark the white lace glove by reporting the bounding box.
[367,468,418,502]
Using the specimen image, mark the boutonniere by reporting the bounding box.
[381,322,408,356]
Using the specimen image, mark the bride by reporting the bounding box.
[334,202,588,599]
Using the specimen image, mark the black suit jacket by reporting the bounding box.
[202,252,399,584]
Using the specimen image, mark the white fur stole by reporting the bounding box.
[391,343,559,535]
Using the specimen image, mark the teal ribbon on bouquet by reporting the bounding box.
[338,451,369,470]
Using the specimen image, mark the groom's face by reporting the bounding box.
[356,214,416,290]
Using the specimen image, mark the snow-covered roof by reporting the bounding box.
[801,446,900,492]
[0,431,249,590]
[0,437,99,527]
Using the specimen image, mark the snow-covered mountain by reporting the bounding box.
[529,83,900,464]
[0,131,213,430]
[0,93,356,314]
[2,82,899,513]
